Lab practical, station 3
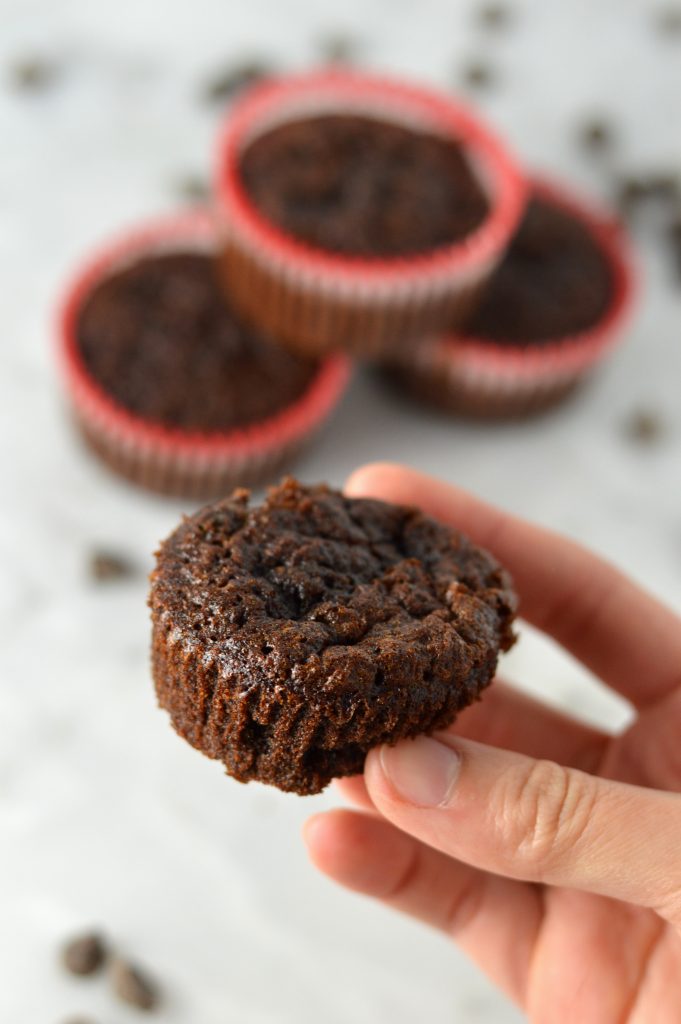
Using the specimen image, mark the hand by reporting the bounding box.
[303,463,681,1024]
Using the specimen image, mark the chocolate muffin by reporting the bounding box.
[383,178,634,418]
[462,194,614,346]
[216,72,525,359]
[76,251,319,433]
[58,212,350,498]
[238,114,489,258]
[150,478,516,795]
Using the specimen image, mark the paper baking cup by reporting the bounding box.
[385,178,636,418]
[215,71,526,360]
[56,211,351,498]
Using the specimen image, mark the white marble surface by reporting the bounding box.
[2,0,681,1020]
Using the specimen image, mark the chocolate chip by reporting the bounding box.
[615,176,650,217]
[623,410,665,444]
[645,173,680,203]
[462,60,495,89]
[89,550,136,582]
[10,56,60,92]
[171,174,211,203]
[478,3,512,29]
[200,60,273,105]
[110,957,159,1012]
[317,32,359,65]
[666,216,681,279]
[667,213,681,242]
[655,5,681,34]
[61,932,107,976]
[615,173,680,217]
[61,1017,99,1024]
[579,119,614,153]
[670,249,681,282]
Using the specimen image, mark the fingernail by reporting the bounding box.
[379,736,461,808]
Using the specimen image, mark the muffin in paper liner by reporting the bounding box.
[214,70,526,360]
[149,479,517,794]
[55,211,351,499]
[384,178,636,418]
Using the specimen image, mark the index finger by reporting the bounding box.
[345,463,681,711]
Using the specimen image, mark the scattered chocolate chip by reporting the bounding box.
[579,119,614,153]
[655,5,681,34]
[171,174,211,203]
[670,250,681,282]
[478,3,512,29]
[317,32,359,65]
[9,56,61,92]
[667,213,681,242]
[623,410,665,444]
[110,957,159,1012]
[61,1017,99,1024]
[615,173,680,217]
[89,550,136,583]
[462,60,495,89]
[200,60,273,105]
[61,932,107,977]
[645,173,680,203]
[665,216,681,280]
[615,176,650,217]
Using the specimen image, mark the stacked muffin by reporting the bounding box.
[57,70,634,497]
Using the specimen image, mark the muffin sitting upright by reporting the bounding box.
[384,178,634,417]
[149,478,516,794]
[215,71,525,360]
[56,212,350,498]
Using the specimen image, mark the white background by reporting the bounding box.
[1,0,680,1020]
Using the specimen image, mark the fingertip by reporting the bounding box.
[304,807,420,898]
[364,745,392,803]
[302,812,325,848]
[302,812,334,872]
[334,773,374,810]
[302,809,372,886]
[344,462,406,498]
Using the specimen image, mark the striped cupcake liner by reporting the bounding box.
[385,177,636,418]
[215,70,526,360]
[56,210,351,498]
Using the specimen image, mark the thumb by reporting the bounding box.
[364,734,681,927]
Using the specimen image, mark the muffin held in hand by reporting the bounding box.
[149,478,516,795]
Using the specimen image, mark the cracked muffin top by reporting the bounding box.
[151,477,516,700]
[238,114,489,258]
[76,252,318,433]
[464,193,614,345]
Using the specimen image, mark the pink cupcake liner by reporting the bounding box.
[56,210,351,498]
[386,177,636,417]
[214,70,526,359]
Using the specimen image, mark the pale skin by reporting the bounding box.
[303,463,681,1023]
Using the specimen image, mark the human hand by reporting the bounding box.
[304,463,681,1023]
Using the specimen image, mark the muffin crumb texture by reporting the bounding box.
[150,478,516,794]
[465,194,614,344]
[76,252,318,433]
[239,114,489,258]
